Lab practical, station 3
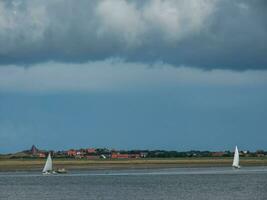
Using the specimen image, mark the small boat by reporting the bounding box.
[42,153,54,174]
[232,146,241,169]
[55,168,67,174]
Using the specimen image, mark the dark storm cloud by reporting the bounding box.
[0,0,266,69]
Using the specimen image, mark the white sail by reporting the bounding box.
[42,153,53,172]
[232,146,240,168]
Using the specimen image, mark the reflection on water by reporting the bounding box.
[0,167,267,200]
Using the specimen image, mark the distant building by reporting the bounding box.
[38,153,46,158]
[67,150,77,157]
[100,154,107,159]
[129,154,141,159]
[140,152,148,158]
[111,153,141,159]
[111,153,129,159]
[76,151,85,158]
[87,148,96,154]
[211,152,225,157]
[30,145,39,155]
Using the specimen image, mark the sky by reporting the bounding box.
[0,0,267,153]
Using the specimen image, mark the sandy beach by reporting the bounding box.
[1,157,267,171]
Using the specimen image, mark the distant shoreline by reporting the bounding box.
[0,157,267,172]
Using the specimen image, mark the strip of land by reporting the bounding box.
[0,157,267,171]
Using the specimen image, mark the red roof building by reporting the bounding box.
[67,150,77,157]
[111,153,129,159]
[87,148,96,154]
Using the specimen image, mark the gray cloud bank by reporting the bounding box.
[0,0,267,69]
[1,60,267,93]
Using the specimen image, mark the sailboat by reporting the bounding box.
[232,146,241,169]
[42,153,67,174]
[42,153,54,174]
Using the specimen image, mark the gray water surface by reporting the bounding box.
[0,167,266,200]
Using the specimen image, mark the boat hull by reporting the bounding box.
[42,171,52,175]
[232,165,241,169]
[55,168,67,174]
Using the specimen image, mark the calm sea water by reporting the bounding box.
[0,167,267,200]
